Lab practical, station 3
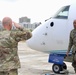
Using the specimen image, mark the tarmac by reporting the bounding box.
[18,41,76,75]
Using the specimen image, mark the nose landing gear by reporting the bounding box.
[48,53,68,74]
[52,62,67,74]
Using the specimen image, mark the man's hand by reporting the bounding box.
[13,21,22,29]
[66,51,69,57]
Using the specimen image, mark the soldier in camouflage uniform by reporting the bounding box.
[0,17,32,75]
[66,20,76,73]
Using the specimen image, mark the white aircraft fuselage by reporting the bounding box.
[26,3,76,54]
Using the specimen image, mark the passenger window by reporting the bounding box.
[53,5,70,19]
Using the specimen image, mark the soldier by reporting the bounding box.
[66,20,76,73]
[0,17,32,75]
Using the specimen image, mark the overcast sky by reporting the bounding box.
[0,0,76,23]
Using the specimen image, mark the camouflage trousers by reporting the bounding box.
[0,69,18,75]
[72,53,76,73]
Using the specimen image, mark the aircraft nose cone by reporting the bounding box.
[26,38,34,49]
[26,35,41,50]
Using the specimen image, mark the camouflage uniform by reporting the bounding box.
[68,29,76,72]
[0,28,32,75]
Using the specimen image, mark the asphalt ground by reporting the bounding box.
[18,41,75,75]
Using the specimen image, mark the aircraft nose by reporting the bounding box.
[26,37,35,50]
[26,33,41,50]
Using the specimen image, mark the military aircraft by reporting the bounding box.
[26,3,76,74]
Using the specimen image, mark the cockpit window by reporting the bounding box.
[53,5,70,19]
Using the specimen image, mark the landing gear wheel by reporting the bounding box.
[52,63,67,74]
[52,64,63,73]
[63,62,67,70]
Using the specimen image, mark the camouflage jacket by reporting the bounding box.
[68,29,76,53]
[0,28,32,71]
